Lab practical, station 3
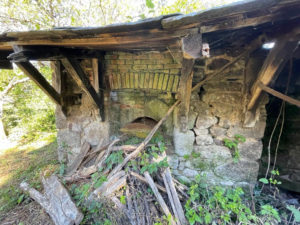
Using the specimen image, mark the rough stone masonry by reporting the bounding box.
[54,49,267,187]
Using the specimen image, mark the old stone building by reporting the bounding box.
[0,0,300,189]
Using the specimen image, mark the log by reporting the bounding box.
[66,142,91,175]
[144,171,176,225]
[162,167,187,225]
[20,175,83,225]
[89,170,126,200]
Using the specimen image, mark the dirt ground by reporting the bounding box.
[0,201,53,225]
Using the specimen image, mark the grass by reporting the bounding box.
[0,133,59,215]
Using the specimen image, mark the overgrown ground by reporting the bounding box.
[0,133,59,224]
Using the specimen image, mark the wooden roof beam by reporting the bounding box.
[15,61,62,105]
[247,40,299,110]
[61,57,105,121]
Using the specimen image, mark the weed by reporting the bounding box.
[223,134,246,163]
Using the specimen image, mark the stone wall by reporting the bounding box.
[54,50,268,187]
[168,54,267,186]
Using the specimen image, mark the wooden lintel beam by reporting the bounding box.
[258,82,300,107]
[15,61,62,105]
[247,40,299,110]
[61,57,104,121]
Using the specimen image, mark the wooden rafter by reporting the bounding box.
[15,61,62,105]
[258,82,300,107]
[61,57,104,121]
[247,40,299,110]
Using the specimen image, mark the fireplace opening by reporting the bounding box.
[120,117,158,138]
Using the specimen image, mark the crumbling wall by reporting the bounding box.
[53,61,109,165]
[169,54,267,186]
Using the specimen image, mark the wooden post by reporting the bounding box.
[178,32,201,132]
[15,61,62,105]
[61,57,104,121]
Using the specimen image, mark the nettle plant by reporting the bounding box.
[223,134,246,163]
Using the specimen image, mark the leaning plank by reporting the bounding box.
[61,57,104,120]
[107,35,262,180]
[20,175,83,225]
[66,141,91,175]
[15,61,61,105]
[258,81,300,107]
[162,167,187,225]
[144,171,176,225]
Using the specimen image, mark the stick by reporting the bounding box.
[130,171,167,194]
[97,138,120,167]
[144,171,176,225]
[163,167,187,225]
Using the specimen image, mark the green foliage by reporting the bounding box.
[260,204,281,223]
[184,174,257,225]
[286,205,300,222]
[120,195,126,205]
[223,134,246,163]
[259,169,282,185]
[105,150,124,170]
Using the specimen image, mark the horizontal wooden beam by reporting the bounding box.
[61,57,104,120]
[258,82,300,107]
[15,61,62,105]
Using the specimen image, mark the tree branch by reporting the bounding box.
[0,77,30,99]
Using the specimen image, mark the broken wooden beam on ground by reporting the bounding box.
[20,175,83,225]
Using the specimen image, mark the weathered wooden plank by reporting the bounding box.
[61,57,104,119]
[178,58,194,132]
[247,40,298,110]
[15,61,62,105]
[92,58,99,92]
[153,73,159,89]
[258,82,300,107]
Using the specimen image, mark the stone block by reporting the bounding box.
[173,128,195,156]
[195,115,218,129]
[164,64,181,69]
[133,65,147,70]
[209,125,227,137]
[193,145,232,167]
[148,64,163,70]
[227,120,266,139]
[238,138,263,161]
[187,111,198,130]
[182,168,199,178]
[83,121,109,146]
[214,160,259,183]
[194,128,208,135]
[167,155,179,170]
[195,134,213,146]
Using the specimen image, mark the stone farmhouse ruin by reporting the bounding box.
[0,0,300,190]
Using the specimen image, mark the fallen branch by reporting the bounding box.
[162,166,187,225]
[20,175,83,225]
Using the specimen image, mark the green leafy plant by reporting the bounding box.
[260,204,281,223]
[259,169,282,185]
[105,151,124,170]
[286,205,300,223]
[184,174,257,225]
[223,134,246,163]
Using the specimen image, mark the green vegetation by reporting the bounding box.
[0,134,59,214]
[223,134,246,163]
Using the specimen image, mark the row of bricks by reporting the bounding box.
[108,72,180,93]
[105,52,182,60]
[106,64,182,70]
[106,58,177,65]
